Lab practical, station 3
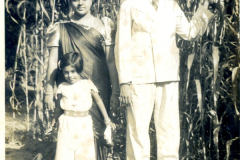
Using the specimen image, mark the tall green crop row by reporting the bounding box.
[5,0,239,159]
[178,0,239,159]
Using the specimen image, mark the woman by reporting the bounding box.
[44,0,119,159]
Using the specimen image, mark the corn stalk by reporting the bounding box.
[33,35,38,139]
[32,0,38,139]
[19,0,30,132]
[178,0,230,159]
[5,0,238,159]
[9,29,23,144]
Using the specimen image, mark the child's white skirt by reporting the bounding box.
[55,114,95,160]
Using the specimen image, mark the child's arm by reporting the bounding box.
[91,90,115,145]
[89,79,115,127]
[91,91,115,129]
[91,91,111,123]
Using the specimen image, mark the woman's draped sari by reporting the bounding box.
[47,20,115,160]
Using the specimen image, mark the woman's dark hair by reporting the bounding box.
[60,51,84,74]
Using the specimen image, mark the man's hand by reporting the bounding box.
[202,0,208,8]
[202,0,213,9]
[119,84,132,105]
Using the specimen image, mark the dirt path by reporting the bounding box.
[5,105,56,160]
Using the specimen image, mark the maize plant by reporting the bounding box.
[178,0,239,159]
[5,0,239,159]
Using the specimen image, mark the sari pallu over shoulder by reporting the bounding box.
[58,22,110,86]
[59,21,111,129]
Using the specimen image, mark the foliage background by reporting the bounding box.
[5,0,239,160]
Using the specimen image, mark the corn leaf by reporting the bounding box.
[17,1,35,21]
[212,46,220,108]
[6,0,20,25]
[195,79,202,112]
[39,0,51,23]
[232,67,240,116]
[186,53,195,104]
[226,137,239,160]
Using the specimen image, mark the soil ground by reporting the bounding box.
[5,80,56,160]
[5,104,57,160]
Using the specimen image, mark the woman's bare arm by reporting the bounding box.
[45,47,59,124]
[105,45,120,93]
[45,47,58,94]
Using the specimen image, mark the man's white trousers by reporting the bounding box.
[126,82,180,160]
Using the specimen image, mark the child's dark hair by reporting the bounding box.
[60,52,83,74]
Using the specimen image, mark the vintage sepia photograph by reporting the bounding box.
[4,0,239,159]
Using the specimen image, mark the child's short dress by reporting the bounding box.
[55,79,98,160]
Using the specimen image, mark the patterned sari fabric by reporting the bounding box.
[47,21,114,160]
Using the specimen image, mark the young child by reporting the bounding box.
[54,51,115,160]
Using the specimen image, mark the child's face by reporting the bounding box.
[62,65,81,84]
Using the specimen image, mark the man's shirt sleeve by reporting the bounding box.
[115,0,133,84]
[176,4,214,41]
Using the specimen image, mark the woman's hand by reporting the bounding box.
[44,94,55,111]
[119,84,132,106]
[110,93,120,112]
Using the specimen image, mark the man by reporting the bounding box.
[115,0,214,159]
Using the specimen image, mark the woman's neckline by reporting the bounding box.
[69,15,94,29]
[60,16,105,37]
[66,19,104,37]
